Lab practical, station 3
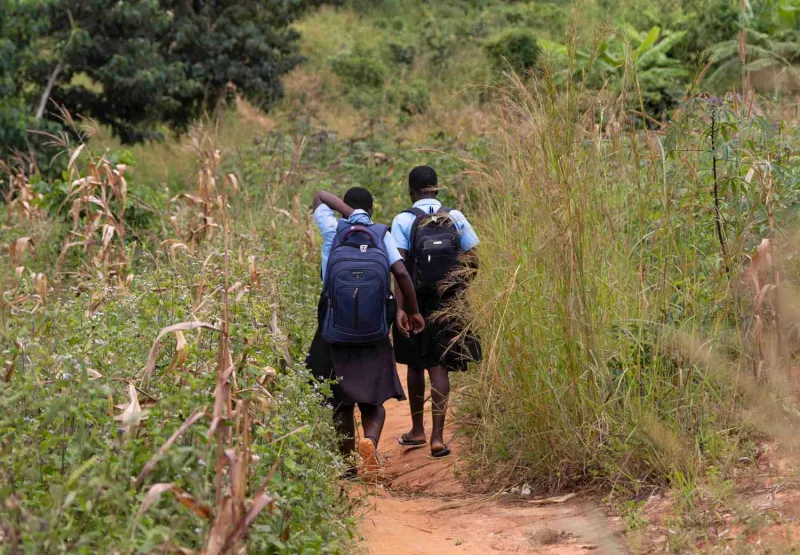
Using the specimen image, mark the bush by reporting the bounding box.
[484,28,541,75]
[329,47,388,90]
[387,42,416,67]
[389,79,430,117]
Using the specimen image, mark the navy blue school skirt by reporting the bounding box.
[305,293,406,407]
[393,292,482,372]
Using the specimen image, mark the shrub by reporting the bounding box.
[484,28,541,75]
[389,79,430,117]
[387,42,416,67]
[329,46,388,90]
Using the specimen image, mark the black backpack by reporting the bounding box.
[404,206,462,295]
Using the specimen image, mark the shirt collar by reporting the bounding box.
[347,209,372,224]
[413,198,442,209]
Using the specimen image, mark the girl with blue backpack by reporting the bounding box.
[305,187,425,478]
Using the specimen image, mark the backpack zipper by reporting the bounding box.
[353,288,359,329]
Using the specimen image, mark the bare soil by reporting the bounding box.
[352,365,628,554]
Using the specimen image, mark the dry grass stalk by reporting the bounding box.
[56,144,131,280]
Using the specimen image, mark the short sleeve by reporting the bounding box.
[382,231,403,267]
[449,210,479,252]
[390,212,414,253]
[313,204,338,241]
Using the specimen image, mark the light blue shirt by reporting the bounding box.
[313,205,403,281]
[390,198,479,255]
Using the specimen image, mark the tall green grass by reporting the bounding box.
[461,57,800,493]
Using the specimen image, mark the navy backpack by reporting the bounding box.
[322,220,391,344]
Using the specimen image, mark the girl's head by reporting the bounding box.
[409,166,438,201]
[343,186,374,216]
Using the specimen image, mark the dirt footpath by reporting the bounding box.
[354,365,628,555]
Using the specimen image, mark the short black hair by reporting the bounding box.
[409,166,438,191]
[343,186,374,214]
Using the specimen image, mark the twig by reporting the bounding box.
[710,108,729,272]
[401,523,432,534]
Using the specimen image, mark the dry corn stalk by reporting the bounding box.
[168,128,239,249]
[746,238,784,380]
[2,167,43,221]
[57,146,130,279]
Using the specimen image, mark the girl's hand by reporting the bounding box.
[395,309,410,338]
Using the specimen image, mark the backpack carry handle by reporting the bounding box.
[341,224,380,246]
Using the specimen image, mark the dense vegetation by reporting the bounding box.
[2,0,800,552]
[0,0,327,162]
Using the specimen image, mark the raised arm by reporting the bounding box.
[312,190,354,218]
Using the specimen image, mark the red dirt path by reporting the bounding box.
[352,365,629,554]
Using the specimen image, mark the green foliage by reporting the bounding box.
[708,30,800,91]
[387,42,416,66]
[0,0,325,150]
[0,270,350,551]
[330,46,388,91]
[670,0,740,68]
[485,28,542,75]
[387,79,431,118]
[1,122,399,552]
[588,26,689,117]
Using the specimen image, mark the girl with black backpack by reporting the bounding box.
[391,167,482,458]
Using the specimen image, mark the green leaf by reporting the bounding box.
[633,26,661,60]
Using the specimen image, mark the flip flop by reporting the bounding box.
[431,445,451,458]
[398,433,426,447]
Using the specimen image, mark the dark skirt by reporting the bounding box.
[305,294,406,406]
[393,292,482,372]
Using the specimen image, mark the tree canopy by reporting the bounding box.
[0,0,327,158]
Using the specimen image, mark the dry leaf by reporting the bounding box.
[114,383,145,435]
[223,492,274,551]
[275,208,298,224]
[261,367,277,387]
[86,368,103,380]
[10,237,33,264]
[101,224,115,247]
[225,173,239,193]
[67,144,85,172]
[85,293,104,318]
[167,331,188,372]
[172,486,213,520]
[34,273,47,302]
[141,321,219,380]
[248,255,258,285]
[137,483,175,517]
[223,460,280,551]
[136,483,212,521]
